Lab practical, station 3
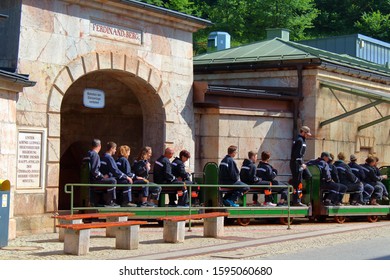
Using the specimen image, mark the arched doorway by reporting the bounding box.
[58,69,165,209]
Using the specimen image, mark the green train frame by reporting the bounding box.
[305,165,390,223]
[64,162,390,226]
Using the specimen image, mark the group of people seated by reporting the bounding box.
[84,139,388,208]
[306,152,388,206]
[217,145,389,207]
[218,145,288,207]
[85,139,194,207]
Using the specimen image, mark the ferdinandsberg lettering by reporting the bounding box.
[92,23,140,40]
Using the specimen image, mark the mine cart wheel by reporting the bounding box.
[279,217,294,225]
[334,216,346,224]
[367,215,378,223]
[236,218,251,226]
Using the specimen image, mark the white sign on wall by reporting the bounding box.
[83,88,105,109]
[17,131,43,189]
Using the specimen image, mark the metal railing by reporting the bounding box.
[64,182,295,229]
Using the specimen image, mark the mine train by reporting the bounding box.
[66,162,390,226]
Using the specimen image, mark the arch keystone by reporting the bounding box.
[112,53,126,71]
[97,52,112,69]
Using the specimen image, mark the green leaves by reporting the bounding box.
[355,11,390,41]
[311,0,390,41]
[138,0,390,53]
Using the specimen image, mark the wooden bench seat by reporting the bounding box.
[157,212,229,243]
[158,212,229,221]
[54,212,136,220]
[53,212,136,240]
[321,190,362,205]
[56,220,147,255]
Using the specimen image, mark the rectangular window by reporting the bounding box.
[358,148,371,163]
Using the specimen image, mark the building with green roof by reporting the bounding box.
[193,29,390,173]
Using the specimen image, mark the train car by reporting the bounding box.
[202,162,310,226]
[69,160,307,226]
[305,165,390,223]
[66,159,201,219]
[200,162,390,225]
[380,166,390,191]
[67,160,390,226]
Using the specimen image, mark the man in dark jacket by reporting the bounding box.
[172,149,199,205]
[219,145,250,207]
[256,151,288,206]
[240,151,271,206]
[334,152,363,205]
[328,153,340,183]
[349,154,374,203]
[172,150,192,183]
[373,156,389,200]
[153,147,188,207]
[307,152,347,206]
[361,156,386,205]
[290,126,312,206]
[84,139,117,207]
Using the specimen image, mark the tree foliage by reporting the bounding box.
[355,11,390,42]
[138,0,390,53]
[140,0,199,15]
[193,0,319,53]
[310,0,390,40]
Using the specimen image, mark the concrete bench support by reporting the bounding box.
[159,212,229,243]
[116,225,140,250]
[163,220,186,243]
[204,216,224,237]
[59,221,146,255]
[59,219,82,242]
[64,228,91,256]
[106,216,128,237]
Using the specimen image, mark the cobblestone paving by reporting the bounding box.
[1,219,389,260]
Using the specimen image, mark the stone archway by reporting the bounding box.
[46,51,170,211]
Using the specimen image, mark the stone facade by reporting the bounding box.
[194,67,390,175]
[1,0,209,236]
[311,71,390,163]
[195,107,293,175]
[0,75,35,239]
[0,87,17,240]
[194,69,299,175]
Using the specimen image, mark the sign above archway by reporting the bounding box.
[83,88,105,108]
[90,18,143,45]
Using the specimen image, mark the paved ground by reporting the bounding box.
[1,217,390,260]
[266,234,390,260]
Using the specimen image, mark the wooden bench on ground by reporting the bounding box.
[53,212,136,241]
[157,212,229,243]
[56,220,147,256]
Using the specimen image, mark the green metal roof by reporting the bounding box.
[194,38,317,64]
[285,40,390,75]
[194,38,390,77]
